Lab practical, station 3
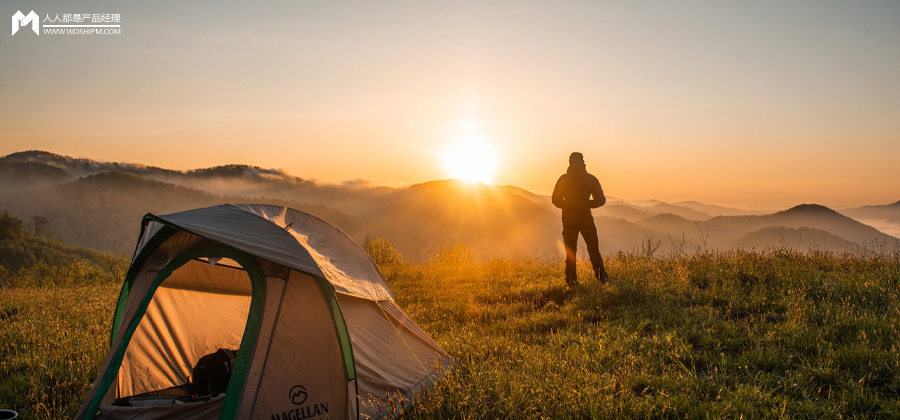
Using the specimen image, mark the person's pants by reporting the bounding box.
[562,222,605,283]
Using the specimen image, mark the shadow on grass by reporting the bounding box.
[519,284,575,309]
[573,276,670,324]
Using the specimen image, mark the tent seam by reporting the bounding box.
[247,277,288,415]
[375,302,435,387]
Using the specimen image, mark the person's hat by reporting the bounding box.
[569,152,584,163]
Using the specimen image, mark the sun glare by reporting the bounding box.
[439,135,499,184]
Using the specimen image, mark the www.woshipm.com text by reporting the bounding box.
[42,28,121,35]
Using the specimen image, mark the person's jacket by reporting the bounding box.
[552,163,605,226]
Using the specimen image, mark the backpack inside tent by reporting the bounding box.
[75,204,452,420]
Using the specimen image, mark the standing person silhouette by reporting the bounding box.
[552,152,609,286]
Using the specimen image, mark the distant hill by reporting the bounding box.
[600,203,653,222]
[674,201,755,217]
[1,150,180,179]
[185,164,308,182]
[610,198,664,208]
[767,204,892,244]
[731,226,854,253]
[598,202,710,222]
[0,171,225,252]
[0,150,398,214]
[607,203,898,254]
[0,161,70,190]
[497,185,555,210]
[703,204,897,246]
[634,213,700,236]
[649,203,710,221]
[841,200,900,224]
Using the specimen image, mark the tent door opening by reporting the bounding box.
[107,247,265,414]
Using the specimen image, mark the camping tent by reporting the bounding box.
[76,204,451,419]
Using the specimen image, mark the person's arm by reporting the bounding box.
[589,179,606,208]
[551,176,566,209]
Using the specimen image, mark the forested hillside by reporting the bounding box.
[0,212,111,272]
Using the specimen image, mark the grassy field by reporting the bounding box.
[2,249,899,418]
[0,284,119,418]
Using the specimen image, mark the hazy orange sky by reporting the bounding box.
[2,1,898,209]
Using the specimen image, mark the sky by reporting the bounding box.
[2,0,899,209]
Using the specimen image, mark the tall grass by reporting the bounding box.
[0,257,124,418]
[0,284,118,418]
[1,249,899,418]
[385,248,900,419]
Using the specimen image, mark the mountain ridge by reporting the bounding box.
[1,150,897,257]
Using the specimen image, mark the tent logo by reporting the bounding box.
[289,385,308,405]
[277,384,329,418]
[11,10,39,36]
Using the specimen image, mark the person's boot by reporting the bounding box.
[565,262,578,287]
[594,265,609,283]
[566,272,578,287]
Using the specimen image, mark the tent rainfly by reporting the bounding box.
[75,204,451,420]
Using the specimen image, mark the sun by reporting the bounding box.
[439,135,499,184]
